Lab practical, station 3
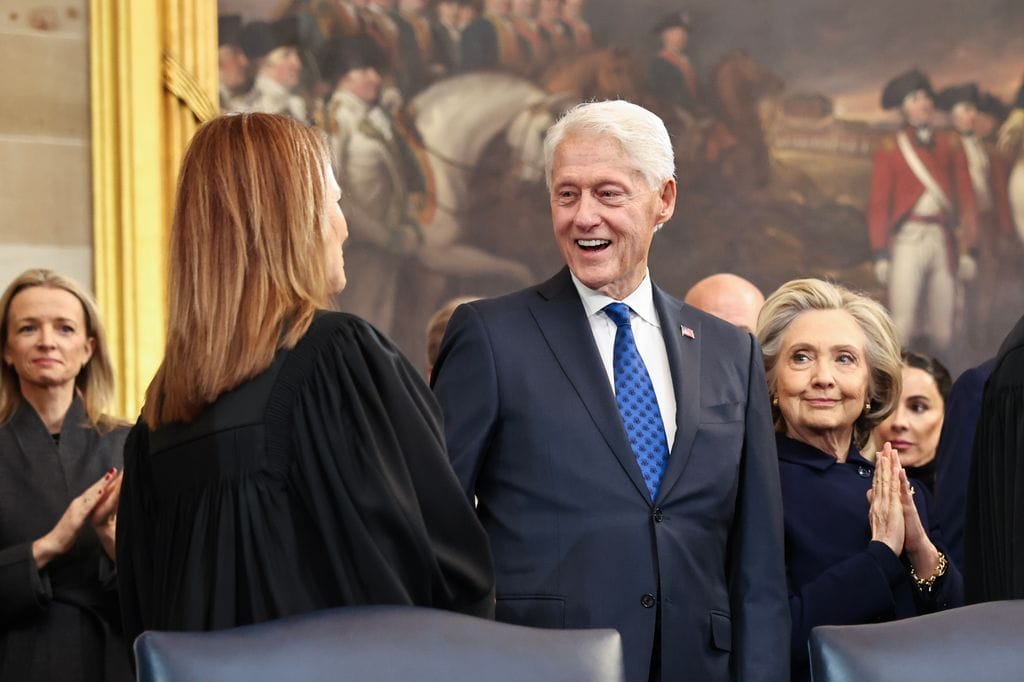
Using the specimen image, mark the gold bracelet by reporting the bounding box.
[910,551,948,592]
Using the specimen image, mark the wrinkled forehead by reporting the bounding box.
[551,132,643,177]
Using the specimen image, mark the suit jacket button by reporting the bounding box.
[641,593,656,608]
[653,508,664,523]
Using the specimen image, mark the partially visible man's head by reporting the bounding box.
[653,11,691,53]
[425,296,480,378]
[241,17,304,91]
[937,83,980,135]
[975,92,1009,139]
[881,69,935,127]
[436,0,461,23]
[218,15,251,93]
[544,100,677,300]
[684,273,764,332]
[319,35,387,104]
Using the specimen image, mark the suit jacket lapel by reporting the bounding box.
[529,268,652,502]
[653,286,701,504]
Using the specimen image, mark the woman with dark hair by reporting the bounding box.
[0,268,131,681]
[872,351,952,492]
[116,113,494,646]
[757,278,962,682]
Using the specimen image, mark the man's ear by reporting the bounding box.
[656,178,677,225]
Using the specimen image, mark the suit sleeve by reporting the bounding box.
[430,303,500,497]
[933,365,988,569]
[911,486,964,613]
[729,334,790,682]
[0,541,50,627]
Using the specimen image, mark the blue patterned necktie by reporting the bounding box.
[603,302,669,500]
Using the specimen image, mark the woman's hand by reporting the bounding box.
[868,443,904,556]
[31,468,118,569]
[899,466,942,578]
[90,470,122,562]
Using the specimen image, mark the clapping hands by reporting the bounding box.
[32,468,123,569]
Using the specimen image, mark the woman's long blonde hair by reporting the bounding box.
[143,113,332,428]
[0,269,118,430]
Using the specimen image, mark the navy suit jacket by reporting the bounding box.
[431,268,789,682]
[933,359,995,570]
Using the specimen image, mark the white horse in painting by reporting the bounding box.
[410,72,562,283]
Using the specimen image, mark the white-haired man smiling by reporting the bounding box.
[432,100,789,682]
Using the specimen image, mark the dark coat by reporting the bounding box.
[649,52,699,111]
[431,267,790,682]
[778,434,963,682]
[0,397,131,681]
[966,314,1024,602]
[460,16,498,72]
[933,358,995,569]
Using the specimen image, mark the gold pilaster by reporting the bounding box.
[90,1,217,418]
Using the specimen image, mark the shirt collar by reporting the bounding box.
[570,270,660,329]
[775,433,871,471]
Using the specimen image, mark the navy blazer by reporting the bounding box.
[778,434,964,682]
[933,359,995,569]
[432,268,789,682]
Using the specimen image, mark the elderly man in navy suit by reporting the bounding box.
[431,100,789,682]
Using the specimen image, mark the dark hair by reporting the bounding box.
[902,350,952,403]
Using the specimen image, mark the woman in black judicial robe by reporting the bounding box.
[0,269,131,681]
[116,113,495,647]
[965,313,1024,602]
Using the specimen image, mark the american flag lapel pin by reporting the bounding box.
[680,325,695,339]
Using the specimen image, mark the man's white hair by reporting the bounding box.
[543,99,675,191]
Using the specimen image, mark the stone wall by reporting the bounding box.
[0,1,92,292]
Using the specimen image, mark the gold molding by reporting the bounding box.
[90,1,217,418]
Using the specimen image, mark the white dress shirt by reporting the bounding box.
[571,271,677,450]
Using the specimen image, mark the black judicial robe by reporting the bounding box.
[116,311,495,647]
[966,314,1024,602]
[0,398,131,681]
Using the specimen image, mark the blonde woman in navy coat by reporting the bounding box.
[756,278,962,682]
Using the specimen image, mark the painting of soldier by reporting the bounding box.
[217,0,1024,375]
[867,70,978,358]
